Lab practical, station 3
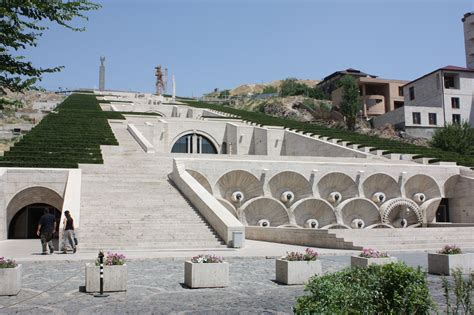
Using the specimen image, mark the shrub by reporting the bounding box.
[294,262,435,314]
[438,245,462,255]
[359,248,389,258]
[0,257,17,268]
[431,121,474,155]
[262,86,278,94]
[190,254,224,263]
[283,248,318,261]
[442,268,474,314]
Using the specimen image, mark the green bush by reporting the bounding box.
[294,262,435,314]
[279,78,326,100]
[431,121,474,155]
[262,86,278,94]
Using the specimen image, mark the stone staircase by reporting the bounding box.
[327,227,474,251]
[77,122,225,250]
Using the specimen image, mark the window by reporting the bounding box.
[451,97,460,109]
[452,114,461,124]
[409,87,415,100]
[428,113,437,125]
[412,112,421,125]
[398,87,404,96]
[444,73,459,89]
[171,133,218,154]
[394,101,404,109]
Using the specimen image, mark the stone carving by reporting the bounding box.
[318,172,358,203]
[291,198,337,229]
[242,197,290,227]
[338,198,381,228]
[380,198,423,227]
[268,171,312,206]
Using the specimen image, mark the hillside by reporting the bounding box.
[229,79,320,96]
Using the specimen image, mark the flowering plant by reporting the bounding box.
[359,248,389,258]
[0,257,17,268]
[283,248,319,261]
[190,254,224,263]
[438,245,462,255]
[95,252,126,266]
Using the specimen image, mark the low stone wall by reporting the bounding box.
[171,159,245,247]
[372,107,404,129]
[245,226,360,250]
[127,124,155,153]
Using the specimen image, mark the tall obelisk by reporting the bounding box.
[99,56,105,91]
[172,74,176,101]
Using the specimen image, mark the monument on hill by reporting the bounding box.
[99,56,105,91]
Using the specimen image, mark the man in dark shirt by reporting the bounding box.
[37,209,56,254]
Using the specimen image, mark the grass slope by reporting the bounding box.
[0,93,123,168]
[182,100,474,167]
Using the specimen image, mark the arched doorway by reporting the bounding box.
[8,204,61,239]
[6,186,64,240]
[171,133,218,154]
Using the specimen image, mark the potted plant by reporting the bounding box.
[351,248,397,268]
[0,257,21,296]
[85,252,127,292]
[184,254,229,288]
[276,248,322,285]
[428,245,474,275]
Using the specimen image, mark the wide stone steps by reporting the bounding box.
[78,123,224,250]
[327,227,474,251]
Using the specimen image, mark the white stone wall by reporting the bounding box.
[403,70,474,130]
[0,169,70,240]
[372,107,405,128]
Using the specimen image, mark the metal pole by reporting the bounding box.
[94,250,109,297]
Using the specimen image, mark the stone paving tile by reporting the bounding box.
[0,254,466,314]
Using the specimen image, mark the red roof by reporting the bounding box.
[441,65,474,72]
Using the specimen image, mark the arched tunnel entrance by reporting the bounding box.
[8,204,61,239]
[6,186,64,240]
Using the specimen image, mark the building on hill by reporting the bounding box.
[396,66,474,138]
[373,13,474,138]
[331,76,408,118]
[317,68,377,97]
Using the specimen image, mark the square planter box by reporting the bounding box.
[85,263,127,292]
[0,264,21,296]
[428,253,474,276]
[275,259,322,285]
[184,261,229,288]
[351,256,397,268]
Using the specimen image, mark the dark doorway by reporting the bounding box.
[8,203,61,239]
[436,198,450,222]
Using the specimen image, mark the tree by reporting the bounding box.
[261,85,277,94]
[339,75,362,131]
[0,0,100,97]
[430,121,474,154]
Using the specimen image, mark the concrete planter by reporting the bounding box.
[85,263,127,292]
[275,259,322,285]
[184,261,229,288]
[428,253,474,275]
[0,264,21,296]
[351,256,397,268]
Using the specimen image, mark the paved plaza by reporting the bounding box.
[0,250,462,314]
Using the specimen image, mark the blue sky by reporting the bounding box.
[26,0,474,96]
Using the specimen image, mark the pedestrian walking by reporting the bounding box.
[37,209,56,254]
[61,210,77,254]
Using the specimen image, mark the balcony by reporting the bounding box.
[363,95,386,116]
